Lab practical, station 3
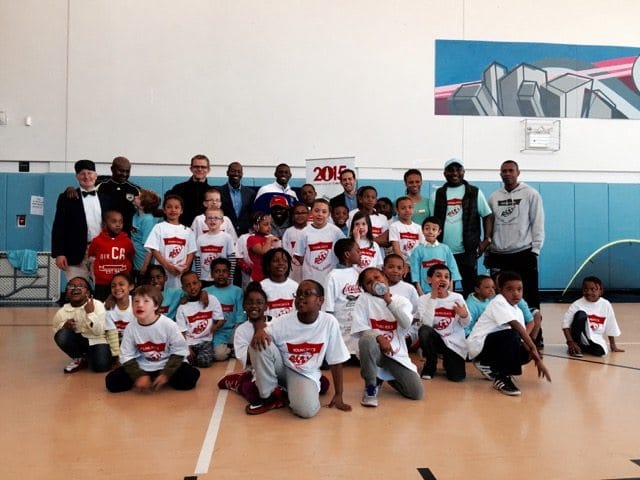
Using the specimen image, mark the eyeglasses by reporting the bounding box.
[205,216,223,221]
[66,285,88,291]
[294,290,320,299]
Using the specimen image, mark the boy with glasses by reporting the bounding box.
[246,280,352,418]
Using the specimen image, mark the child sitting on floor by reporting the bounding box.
[105,284,200,393]
[562,276,623,357]
[417,264,469,381]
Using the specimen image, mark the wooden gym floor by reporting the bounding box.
[1,302,639,480]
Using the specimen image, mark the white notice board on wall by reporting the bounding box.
[305,157,356,201]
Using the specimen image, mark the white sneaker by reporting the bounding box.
[360,384,379,407]
[64,357,87,374]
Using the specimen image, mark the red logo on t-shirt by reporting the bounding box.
[433,307,455,330]
[371,318,397,342]
[587,314,605,330]
[286,342,323,367]
[137,341,166,361]
[268,298,294,310]
[422,259,444,268]
[114,320,129,333]
[187,310,213,335]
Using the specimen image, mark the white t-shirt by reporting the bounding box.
[176,295,224,345]
[119,314,189,371]
[266,311,350,390]
[562,297,621,355]
[388,220,424,261]
[197,231,236,281]
[260,278,299,319]
[104,297,135,335]
[467,294,524,359]
[323,266,362,354]
[356,239,384,272]
[294,223,345,283]
[417,292,469,359]
[347,210,389,238]
[144,222,197,289]
[351,292,417,378]
[191,214,238,243]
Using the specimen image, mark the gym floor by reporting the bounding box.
[1,303,638,480]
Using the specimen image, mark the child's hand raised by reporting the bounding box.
[454,302,468,318]
[84,296,95,314]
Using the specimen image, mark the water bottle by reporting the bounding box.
[372,281,388,297]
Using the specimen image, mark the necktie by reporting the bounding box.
[82,190,96,197]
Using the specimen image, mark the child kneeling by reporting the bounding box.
[106,285,200,393]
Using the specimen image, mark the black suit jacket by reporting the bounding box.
[330,192,348,211]
[51,189,112,265]
[218,183,257,236]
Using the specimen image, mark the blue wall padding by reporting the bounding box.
[2,172,639,290]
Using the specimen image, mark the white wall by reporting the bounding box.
[1,0,639,182]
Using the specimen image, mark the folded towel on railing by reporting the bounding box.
[6,249,39,275]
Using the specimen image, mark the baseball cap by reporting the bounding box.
[444,158,464,169]
[270,195,289,209]
[74,159,96,173]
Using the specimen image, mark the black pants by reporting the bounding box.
[419,325,466,381]
[485,248,540,309]
[569,311,605,356]
[454,251,478,298]
[105,363,201,392]
[54,329,112,372]
[476,329,531,377]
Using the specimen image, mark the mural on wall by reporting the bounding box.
[435,40,640,119]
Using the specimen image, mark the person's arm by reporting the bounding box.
[327,363,352,412]
[478,214,494,255]
[390,240,403,258]
[609,336,624,353]
[384,292,412,330]
[530,191,545,254]
[562,327,582,356]
[373,229,389,248]
[509,319,551,382]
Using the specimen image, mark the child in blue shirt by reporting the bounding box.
[204,257,244,360]
[409,216,461,295]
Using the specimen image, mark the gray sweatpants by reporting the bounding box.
[358,335,424,400]
[249,343,321,418]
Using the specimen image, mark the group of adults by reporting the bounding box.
[51,154,544,316]
[329,158,545,315]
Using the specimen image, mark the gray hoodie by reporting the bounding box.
[488,182,544,254]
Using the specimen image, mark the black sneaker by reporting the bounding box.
[493,376,521,396]
[420,364,433,380]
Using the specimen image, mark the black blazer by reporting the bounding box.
[330,192,348,211]
[51,189,112,265]
[218,183,257,236]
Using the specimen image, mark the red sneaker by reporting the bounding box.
[245,386,288,415]
[217,372,250,393]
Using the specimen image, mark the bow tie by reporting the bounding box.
[82,190,97,197]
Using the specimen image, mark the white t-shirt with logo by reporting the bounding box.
[561,297,621,355]
[144,221,197,288]
[266,311,350,390]
[176,295,224,345]
[119,314,189,371]
[389,220,424,261]
[417,292,469,359]
[323,266,362,353]
[351,293,417,378]
[260,278,299,319]
[294,223,345,283]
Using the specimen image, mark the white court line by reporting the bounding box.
[194,359,237,475]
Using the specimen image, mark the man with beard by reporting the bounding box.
[432,158,493,297]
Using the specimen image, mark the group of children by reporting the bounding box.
[52,182,624,417]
